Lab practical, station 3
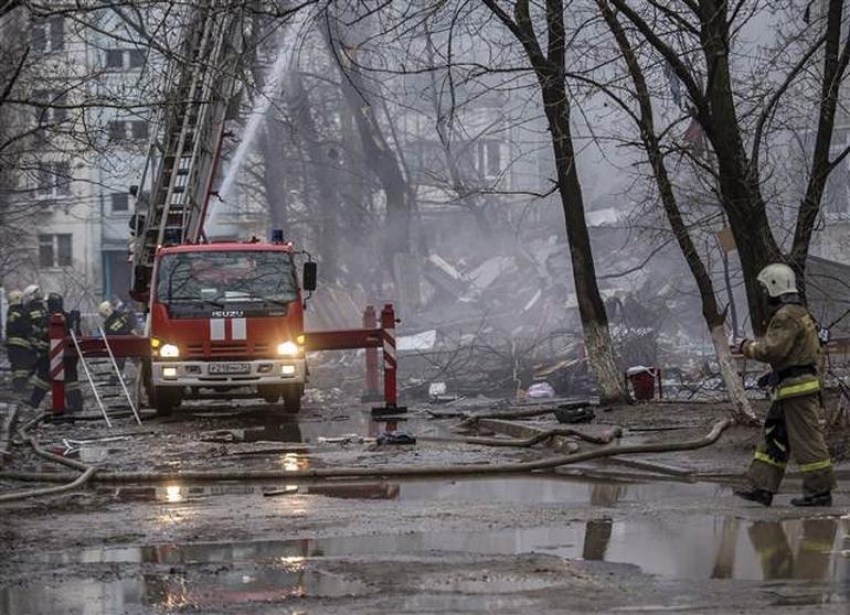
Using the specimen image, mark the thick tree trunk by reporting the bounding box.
[710,324,757,424]
[697,0,780,334]
[480,0,628,403]
[540,86,627,404]
[583,320,629,404]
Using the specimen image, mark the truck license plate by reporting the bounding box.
[209,362,250,375]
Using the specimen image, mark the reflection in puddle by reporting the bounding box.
[0,569,367,614]
[7,510,848,614]
[30,515,848,583]
[112,475,710,505]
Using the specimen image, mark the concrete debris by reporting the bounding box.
[305,238,850,408]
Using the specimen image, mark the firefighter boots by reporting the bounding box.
[734,487,773,507]
[790,492,832,507]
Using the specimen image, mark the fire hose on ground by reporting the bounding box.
[0,413,99,503]
[420,426,623,447]
[0,417,733,502]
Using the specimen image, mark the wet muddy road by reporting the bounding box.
[1,395,848,614]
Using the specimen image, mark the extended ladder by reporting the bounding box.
[130,1,241,301]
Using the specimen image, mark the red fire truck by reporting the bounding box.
[143,238,317,415]
[125,6,318,415]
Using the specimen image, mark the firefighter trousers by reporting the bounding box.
[28,354,83,411]
[7,344,35,393]
[745,394,836,496]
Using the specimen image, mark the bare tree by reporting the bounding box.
[595,0,757,423]
[606,0,850,333]
[479,0,628,404]
[323,12,417,303]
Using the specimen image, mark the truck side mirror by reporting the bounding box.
[302,262,317,292]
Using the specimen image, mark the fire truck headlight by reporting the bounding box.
[277,341,299,357]
[160,343,180,358]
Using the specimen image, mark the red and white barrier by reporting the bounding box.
[380,304,399,410]
[304,303,405,414]
[49,313,66,414]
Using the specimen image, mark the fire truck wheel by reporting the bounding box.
[258,385,281,404]
[282,386,303,414]
[153,386,182,416]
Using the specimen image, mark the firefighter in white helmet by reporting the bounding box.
[735,263,836,507]
[98,300,138,382]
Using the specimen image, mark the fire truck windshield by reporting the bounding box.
[155,250,298,311]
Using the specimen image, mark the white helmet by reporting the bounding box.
[98,300,114,318]
[756,263,798,298]
[22,284,42,303]
[8,289,23,305]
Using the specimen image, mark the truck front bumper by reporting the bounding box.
[152,358,307,387]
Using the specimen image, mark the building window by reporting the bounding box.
[31,16,64,54]
[408,140,446,184]
[108,120,149,142]
[476,140,502,179]
[131,120,149,140]
[111,192,129,213]
[35,161,71,198]
[823,157,850,219]
[32,90,68,126]
[105,48,145,70]
[38,234,73,268]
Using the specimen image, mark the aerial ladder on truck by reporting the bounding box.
[130,2,241,302]
[48,2,406,418]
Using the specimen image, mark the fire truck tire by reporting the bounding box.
[153,387,182,416]
[282,385,303,414]
[258,385,281,404]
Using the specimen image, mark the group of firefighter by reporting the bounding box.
[4,286,138,412]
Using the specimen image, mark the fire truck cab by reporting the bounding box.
[144,238,317,416]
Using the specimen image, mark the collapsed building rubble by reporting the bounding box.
[303,210,850,407]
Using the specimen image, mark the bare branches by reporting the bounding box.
[0,0,22,20]
[598,238,671,280]
[0,44,28,107]
[606,0,706,117]
[791,0,850,266]
[750,31,827,171]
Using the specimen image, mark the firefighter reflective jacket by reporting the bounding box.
[103,311,136,336]
[27,300,49,354]
[5,304,31,349]
[747,303,821,400]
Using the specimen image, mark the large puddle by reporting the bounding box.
[4,515,848,614]
[28,512,850,583]
[11,409,850,612]
[4,499,848,613]
[0,567,367,614]
[112,475,718,504]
